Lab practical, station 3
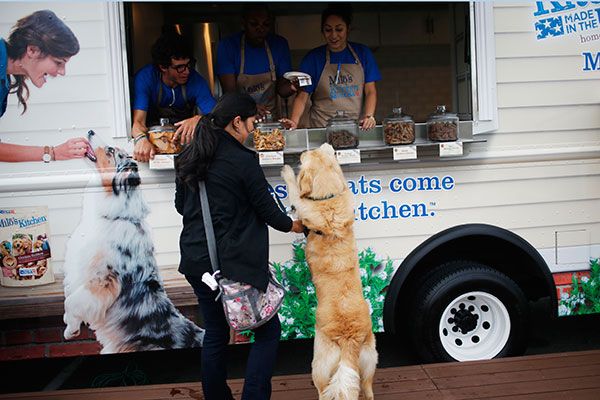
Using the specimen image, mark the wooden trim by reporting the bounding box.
[104,3,132,139]
[472,2,499,134]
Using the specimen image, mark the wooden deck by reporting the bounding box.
[2,349,599,399]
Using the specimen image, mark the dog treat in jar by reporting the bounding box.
[383,107,415,145]
[326,110,359,150]
[253,114,285,151]
[426,105,459,142]
[148,118,182,154]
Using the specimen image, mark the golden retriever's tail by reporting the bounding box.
[322,339,361,400]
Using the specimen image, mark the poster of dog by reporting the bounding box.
[0,207,54,287]
[61,145,204,353]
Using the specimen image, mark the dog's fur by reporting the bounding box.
[282,143,377,400]
[62,146,204,353]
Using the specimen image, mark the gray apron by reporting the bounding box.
[147,81,196,127]
[236,35,278,118]
[309,43,365,128]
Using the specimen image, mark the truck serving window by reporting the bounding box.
[111,2,497,135]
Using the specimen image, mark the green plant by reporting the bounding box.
[559,258,600,316]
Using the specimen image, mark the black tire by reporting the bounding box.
[408,261,529,363]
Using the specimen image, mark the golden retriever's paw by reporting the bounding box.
[281,164,296,184]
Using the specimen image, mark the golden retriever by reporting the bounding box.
[281,143,377,400]
[12,235,32,256]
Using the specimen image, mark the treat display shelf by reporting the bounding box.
[148,122,485,170]
[260,121,485,168]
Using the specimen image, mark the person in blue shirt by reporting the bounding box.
[132,33,216,162]
[1,10,91,163]
[216,4,295,119]
[280,5,381,129]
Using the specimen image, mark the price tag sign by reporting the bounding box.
[393,145,417,161]
[439,142,463,157]
[149,154,175,170]
[335,149,361,165]
[258,151,284,165]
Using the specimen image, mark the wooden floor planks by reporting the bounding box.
[1,349,599,399]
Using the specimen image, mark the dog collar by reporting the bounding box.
[306,193,336,201]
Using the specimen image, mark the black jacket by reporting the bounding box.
[175,129,292,291]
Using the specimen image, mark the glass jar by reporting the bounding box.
[426,105,459,142]
[148,118,182,154]
[326,110,359,150]
[253,114,285,151]
[383,107,415,145]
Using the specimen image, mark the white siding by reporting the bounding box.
[487,3,600,148]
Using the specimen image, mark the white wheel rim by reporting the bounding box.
[438,291,510,361]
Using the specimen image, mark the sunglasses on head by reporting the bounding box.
[169,59,196,73]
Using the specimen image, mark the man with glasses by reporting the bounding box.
[216,4,295,120]
[132,33,216,162]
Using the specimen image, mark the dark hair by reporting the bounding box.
[6,10,80,114]
[175,92,257,185]
[242,3,270,20]
[321,3,353,32]
[151,33,191,68]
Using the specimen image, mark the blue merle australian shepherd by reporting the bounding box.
[62,145,204,353]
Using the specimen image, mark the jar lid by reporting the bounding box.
[327,110,357,127]
[148,118,176,133]
[255,113,283,130]
[428,105,457,121]
[385,107,413,122]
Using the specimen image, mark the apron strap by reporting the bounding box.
[347,43,362,66]
[240,35,246,75]
[181,84,188,103]
[265,41,276,82]
[157,83,163,106]
[241,34,276,82]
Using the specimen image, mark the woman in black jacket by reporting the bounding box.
[175,92,303,400]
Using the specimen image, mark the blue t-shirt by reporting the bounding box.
[132,64,216,114]
[299,42,381,94]
[216,32,292,78]
[0,39,9,118]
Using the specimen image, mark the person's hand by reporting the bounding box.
[360,116,376,131]
[174,115,201,145]
[279,118,298,130]
[290,219,305,233]
[53,137,91,160]
[133,137,155,162]
[256,104,271,120]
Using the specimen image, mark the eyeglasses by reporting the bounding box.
[169,60,195,73]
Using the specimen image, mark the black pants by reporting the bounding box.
[186,274,281,400]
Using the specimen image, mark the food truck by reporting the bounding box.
[0,1,598,364]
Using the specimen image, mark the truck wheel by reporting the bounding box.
[410,261,529,362]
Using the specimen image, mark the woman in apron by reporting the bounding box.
[281,5,381,129]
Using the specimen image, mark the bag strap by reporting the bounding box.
[198,181,220,273]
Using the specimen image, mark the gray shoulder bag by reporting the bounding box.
[198,181,285,331]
